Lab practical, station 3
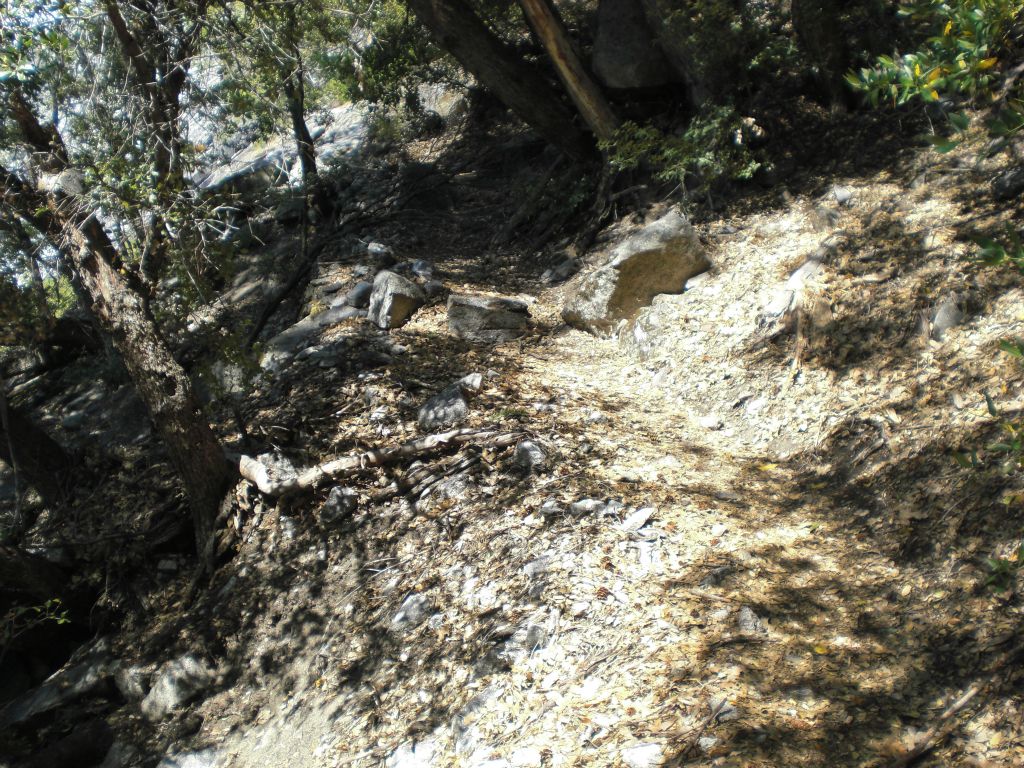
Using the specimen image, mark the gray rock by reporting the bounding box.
[569,498,624,516]
[737,606,766,635]
[0,644,113,729]
[541,257,580,285]
[410,259,434,279]
[992,166,1024,200]
[260,305,366,371]
[418,374,482,431]
[391,594,432,633]
[140,654,215,722]
[563,209,709,335]
[447,294,531,343]
[832,185,854,206]
[621,742,665,768]
[593,0,674,89]
[514,440,547,472]
[697,735,718,754]
[113,663,150,702]
[99,740,138,768]
[710,694,740,722]
[931,294,963,340]
[321,486,358,525]
[368,271,426,329]
[157,748,222,768]
[341,281,373,309]
[423,279,446,299]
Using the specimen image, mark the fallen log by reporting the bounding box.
[239,428,523,496]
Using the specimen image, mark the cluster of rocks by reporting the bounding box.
[261,240,534,375]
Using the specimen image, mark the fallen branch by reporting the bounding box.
[240,428,523,496]
[887,637,1024,767]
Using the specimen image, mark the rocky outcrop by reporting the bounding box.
[592,0,675,89]
[563,208,709,335]
[447,295,531,342]
[367,271,426,330]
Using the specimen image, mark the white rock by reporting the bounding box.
[510,746,543,767]
[386,739,436,768]
[621,741,665,768]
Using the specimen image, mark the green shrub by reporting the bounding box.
[600,106,762,198]
[848,0,1024,146]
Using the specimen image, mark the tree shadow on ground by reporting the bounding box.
[651,412,1023,766]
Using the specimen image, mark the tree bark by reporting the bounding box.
[0,167,232,557]
[516,0,619,142]
[103,0,205,285]
[0,381,73,510]
[282,59,319,188]
[405,0,592,159]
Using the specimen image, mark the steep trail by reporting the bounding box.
[178,141,1024,768]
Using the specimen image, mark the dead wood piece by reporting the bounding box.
[240,428,523,496]
[887,638,1024,767]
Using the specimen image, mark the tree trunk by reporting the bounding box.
[791,0,850,108]
[405,0,592,159]
[282,64,319,188]
[0,381,73,511]
[0,168,232,557]
[516,0,619,142]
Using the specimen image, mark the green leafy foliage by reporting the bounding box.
[600,107,762,197]
[848,0,1024,145]
[0,598,70,664]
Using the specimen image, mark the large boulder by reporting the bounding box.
[447,295,531,342]
[593,0,675,89]
[563,209,709,335]
[368,271,426,330]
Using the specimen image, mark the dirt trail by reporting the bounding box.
[172,137,1024,768]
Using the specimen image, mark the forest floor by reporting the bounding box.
[4,105,1024,768]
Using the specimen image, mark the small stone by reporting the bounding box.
[832,185,854,206]
[931,294,963,340]
[710,695,740,722]
[321,486,358,525]
[523,555,555,578]
[621,741,665,768]
[342,281,373,309]
[410,259,433,279]
[697,735,718,754]
[569,498,606,515]
[737,606,766,634]
[621,506,655,532]
[391,594,432,633]
[992,166,1024,200]
[447,294,531,342]
[514,440,547,472]
[140,655,215,722]
[697,414,724,430]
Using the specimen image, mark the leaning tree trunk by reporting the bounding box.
[282,65,319,188]
[405,0,592,159]
[516,0,619,142]
[0,168,232,558]
[0,380,74,512]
